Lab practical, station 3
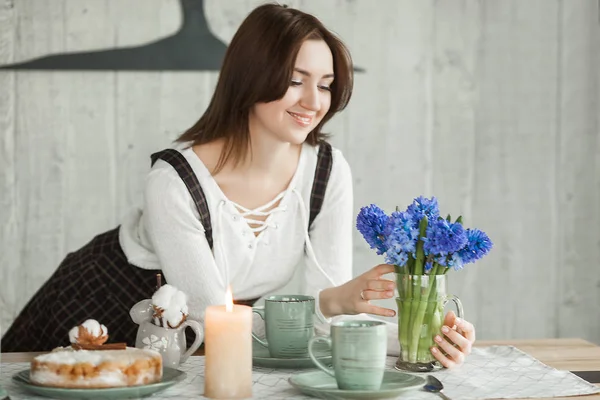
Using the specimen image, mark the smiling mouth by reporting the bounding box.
[287,111,313,127]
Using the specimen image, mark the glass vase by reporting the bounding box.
[395,274,463,372]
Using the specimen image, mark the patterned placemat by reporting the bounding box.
[410,345,600,399]
[0,346,598,399]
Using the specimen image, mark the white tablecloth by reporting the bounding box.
[1,346,598,399]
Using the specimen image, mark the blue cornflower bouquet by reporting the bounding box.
[356,196,492,369]
[356,196,492,276]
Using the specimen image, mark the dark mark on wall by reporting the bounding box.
[0,0,364,72]
[1,0,224,71]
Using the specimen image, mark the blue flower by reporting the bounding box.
[423,219,467,257]
[425,260,434,272]
[356,204,389,255]
[383,211,418,266]
[447,253,465,271]
[384,211,419,253]
[355,197,492,274]
[457,229,493,265]
[434,255,450,267]
[385,251,409,267]
[406,196,439,223]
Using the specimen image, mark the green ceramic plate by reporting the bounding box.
[252,339,332,369]
[11,367,186,399]
[289,370,426,399]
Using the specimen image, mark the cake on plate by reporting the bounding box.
[30,319,162,388]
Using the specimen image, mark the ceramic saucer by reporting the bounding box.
[252,340,332,369]
[288,370,426,399]
[12,367,186,399]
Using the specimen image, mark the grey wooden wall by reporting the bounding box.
[1,0,599,344]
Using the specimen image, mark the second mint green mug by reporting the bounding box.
[251,295,315,358]
[308,320,387,390]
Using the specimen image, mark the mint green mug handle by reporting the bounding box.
[251,308,269,348]
[308,336,335,378]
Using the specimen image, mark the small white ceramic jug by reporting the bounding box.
[130,299,203,368]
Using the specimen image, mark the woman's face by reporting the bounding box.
[250,39,334,145]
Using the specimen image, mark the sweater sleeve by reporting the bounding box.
[142,162,225,325]
[301,149,401,356]
[301,148,354,322]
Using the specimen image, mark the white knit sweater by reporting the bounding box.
[119,141,400,355]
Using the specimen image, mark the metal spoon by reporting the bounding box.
[424,375,452,400]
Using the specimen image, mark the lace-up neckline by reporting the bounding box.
[229,192,288,236]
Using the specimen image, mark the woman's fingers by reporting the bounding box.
[361,289,395,300]
[455,317,476,343]
[443,310,456,327]
[358,302,396,317]
[366,278,396,291]
[366,264,396,278]
[430,313,476,368]
[441,326,472,355]
[434,334,465,366]
[431,345,459,369]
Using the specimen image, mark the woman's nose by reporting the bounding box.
[300,87,320,111]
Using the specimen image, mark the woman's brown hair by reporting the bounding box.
[176,3,354,173]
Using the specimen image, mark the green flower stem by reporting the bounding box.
[406,217,428,362]
[417,266,442,361]
[398,298,410,360]
[408,257,416,277]
[420,302,443,362]
[395,266,414,360]
[412,270,444,363]
[413,217,428,275]
[396,263,413,361]
[408,284,431,362]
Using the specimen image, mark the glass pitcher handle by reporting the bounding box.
[445,295,464,320]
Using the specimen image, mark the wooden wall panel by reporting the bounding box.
[0,0,598,344]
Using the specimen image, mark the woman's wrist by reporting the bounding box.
[319,287,341,319]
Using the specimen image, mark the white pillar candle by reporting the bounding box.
[204,287,253,399]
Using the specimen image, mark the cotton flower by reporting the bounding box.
[152,284,189,328]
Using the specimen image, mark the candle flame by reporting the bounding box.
[225,286,233,312]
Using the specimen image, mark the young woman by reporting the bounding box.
[2,3,474,368]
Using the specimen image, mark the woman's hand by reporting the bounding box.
[320,264,397,318]
[431,310,476,368]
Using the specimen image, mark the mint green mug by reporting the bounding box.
[308,320,387,390]
[251,295,315,359]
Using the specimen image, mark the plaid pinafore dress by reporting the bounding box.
[1,142,333,352]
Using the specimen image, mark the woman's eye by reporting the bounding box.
[290,79,331,91]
